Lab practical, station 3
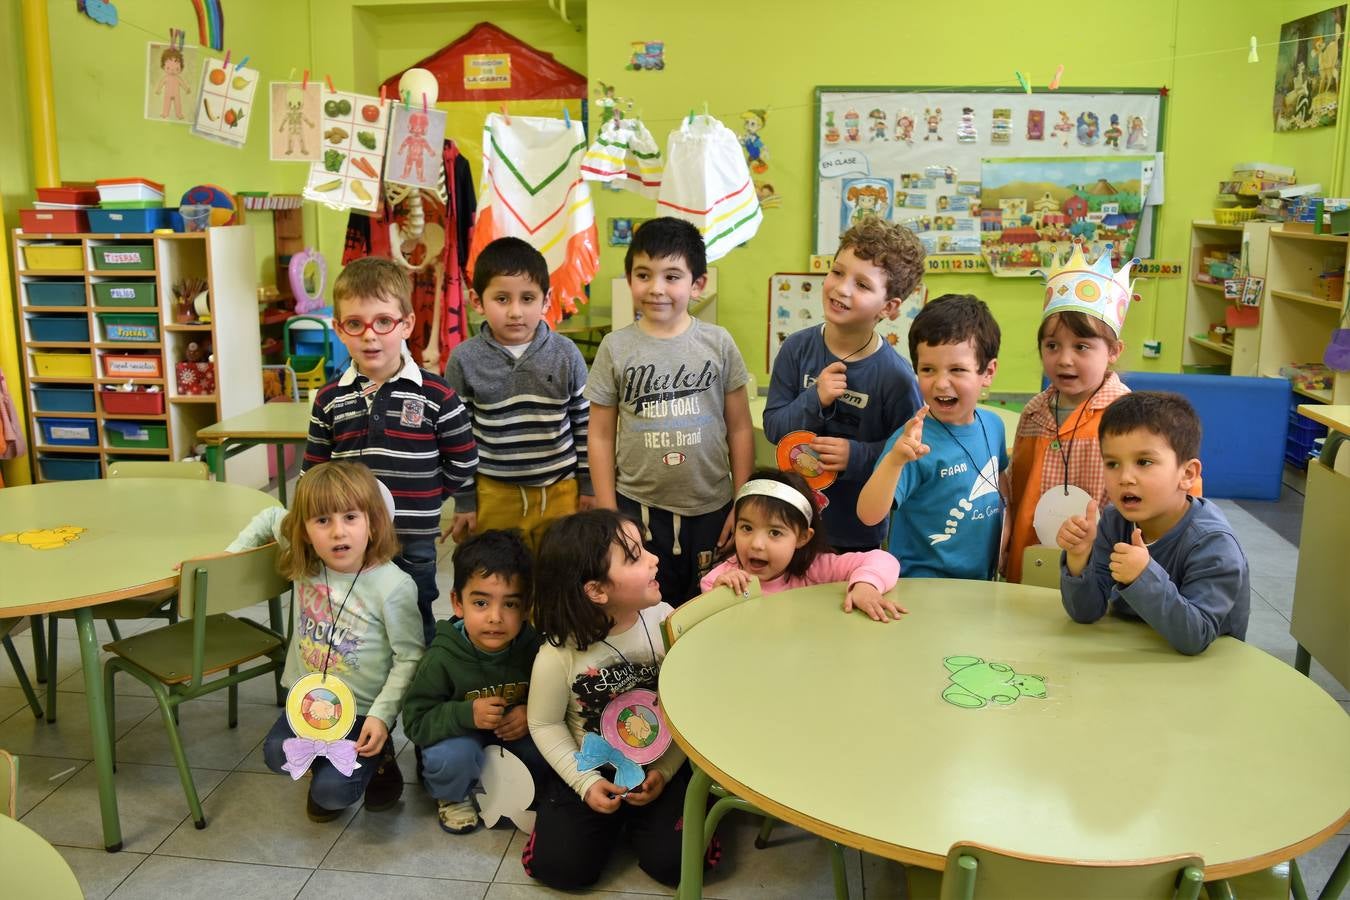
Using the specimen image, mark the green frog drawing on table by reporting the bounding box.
[941,655,1047,709]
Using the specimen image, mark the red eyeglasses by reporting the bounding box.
[337,315,406,336]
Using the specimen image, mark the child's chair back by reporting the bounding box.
[933,842,1204,900]
[661,577,761,650]
[178,544,290,620]
[0,748,16,817]
[1020,546,1062,591]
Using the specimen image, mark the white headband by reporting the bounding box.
[735,479,814,525]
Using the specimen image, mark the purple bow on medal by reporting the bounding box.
[281,737,362,779]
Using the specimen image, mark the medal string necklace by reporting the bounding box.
[599,609,658,670]
[1049,380,1105,496]
[319,563,364,682]
[928,413,1005,511]
[821,323,876,364]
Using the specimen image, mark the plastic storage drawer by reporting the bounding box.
[38,416,98,447]
[90,244,153,270]
[32,386,95,413]
[100,388,165,415]
[23,244,84,271]
[101,353,162,379]
[87,208,169,234]
[27,316,90,342]
[32,352,94,378]
[36,185,100,206]
[20,208,89,234]
[97,313,159,342]
[93,281,156,307]
[104,420,168,449]
[38,454,102,481]
[25,282,86,307]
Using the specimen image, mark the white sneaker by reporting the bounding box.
[438,799,479,834]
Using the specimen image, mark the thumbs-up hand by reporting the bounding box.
[1056,498,1100,577]
[816,361,849,408]
[889,405,931,464]
[1109,525,1151,586]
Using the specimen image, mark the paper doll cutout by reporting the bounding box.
[942,656,1047,709]
[477,745,537,833]
[0,525,87,551]
[269,82,321,161]
[384,104,448,190]
[146,41,199,122]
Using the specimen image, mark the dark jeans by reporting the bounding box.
[395,535,439,645]
[617,495,730,607]
[521,764,693,890]
[262,711,383,811]
[420,730,550,803]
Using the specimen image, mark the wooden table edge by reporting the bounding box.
[4,576,179,618]
[195,430,309,445]
[664,701,1350,880]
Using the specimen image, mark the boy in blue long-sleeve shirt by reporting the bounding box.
[764,218,924,551]
[1057,391,1249,655]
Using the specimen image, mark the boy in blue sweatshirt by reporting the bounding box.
[446,237,592,549]
[403,530,547,834]
[1057,391,1250,655]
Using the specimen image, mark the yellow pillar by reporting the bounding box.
[22,0,58,189]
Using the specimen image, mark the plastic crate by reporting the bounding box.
[32,352,94,378]
[1287,412,1329,444]
[38,416,98,447]
[87,208,169,234]
[20,208,89,234]
[101,353,162,379]
[100,388,165,415]
[1213,207,1258,225]
[32,386,95,413]
[97,313,159,343]
[36,185,100,206]
[104,420,168,449]
[90,244,153,271]
[95,178,165,204]
[25,281,86,307]
[93,281,156,307]
[23,244,84,271]
[38,454,102,481]
[27,315,90,343]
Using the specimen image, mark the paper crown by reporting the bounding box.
[1037,241,1139,336]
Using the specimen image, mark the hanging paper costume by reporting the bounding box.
[657,115,762,262]
[466,113,598,325]
[580,118,664,198]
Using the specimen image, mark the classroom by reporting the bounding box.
[0,0,1348,897]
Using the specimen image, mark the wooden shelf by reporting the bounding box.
[29,376,95,384]
[163,324,212,332]
[30,410,96,419]
[1293,384,1334,402]
[1272,229,1350,243]
[27,341,91,349]
[95,341,164,350]
[90,270,157,278]
[22,306,91,313]
[97,412,168,421]
[100,446,172,456]
[169,395,218,404]
[18,270,86,277]
[1192,280,1225,292]
[1193,221,1247,232]
[32,444,100,455]
[1189,337,1234,356]
[96,377,165,386]
[1270,290,1343,311]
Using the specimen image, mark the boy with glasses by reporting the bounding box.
[304,257,478,644]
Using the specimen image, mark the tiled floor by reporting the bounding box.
[2,482,1347,899]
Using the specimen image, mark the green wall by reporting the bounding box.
[5,0,1350,398]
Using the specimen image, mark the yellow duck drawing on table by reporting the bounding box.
[0,525,87,551]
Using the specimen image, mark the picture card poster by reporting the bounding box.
[269,82,323,162]
[302,91,391,213]
[814,88,1164,263]
[1273,5,1346,132]
[768,273,926,371]
[145,41,201,123]
[192,59,260,147]
[384,104,449,190]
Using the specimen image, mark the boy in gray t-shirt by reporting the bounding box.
[586,218,753,606]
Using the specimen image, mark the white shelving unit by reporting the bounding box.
[1260,228,1350,406]
[1182,220,1276,377]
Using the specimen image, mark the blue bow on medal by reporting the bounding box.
[573,732,644,789]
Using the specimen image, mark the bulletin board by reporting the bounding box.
[813,87,1167,266]
[767,273,926,372]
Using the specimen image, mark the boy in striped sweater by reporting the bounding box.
[304,257,478,645]
[446,237,592,549]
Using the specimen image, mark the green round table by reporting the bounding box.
[0,814,82,897]
[0,479,279,851]
[659,579,1350,888]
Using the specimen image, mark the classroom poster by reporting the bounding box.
[302,91,390,213]
[144,41,201,123]
[191,59,259,148]
[1273,5,1346,132]
[384,104,449,190]
[268,82,322,162]
[767,273,925,371]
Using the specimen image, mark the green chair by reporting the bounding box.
[102,544,289,829]
[1,619,43,719]
[1,748,16,816]
[668,580,850,900]
[40,460,209,722]
[1020,545,1062,590]
[906,841,1205,900]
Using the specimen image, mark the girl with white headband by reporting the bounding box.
[699,469,905,622]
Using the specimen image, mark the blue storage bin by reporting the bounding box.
[38,454,102,481]
[38,416,98,447]
[25,281,86,307]
[27,315,90,342]
[32,386,95,413]
[87,207,169,234]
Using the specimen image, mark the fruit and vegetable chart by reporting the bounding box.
[303,91,390,213]
[192,60,258,147]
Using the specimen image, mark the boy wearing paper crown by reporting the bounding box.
[1005,242,1200,583]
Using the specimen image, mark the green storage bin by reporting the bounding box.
[97,312,159,342]
[93,281,157,307]
[104,420,168,449]
[25,281,86,307]
[91,244,153,271]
